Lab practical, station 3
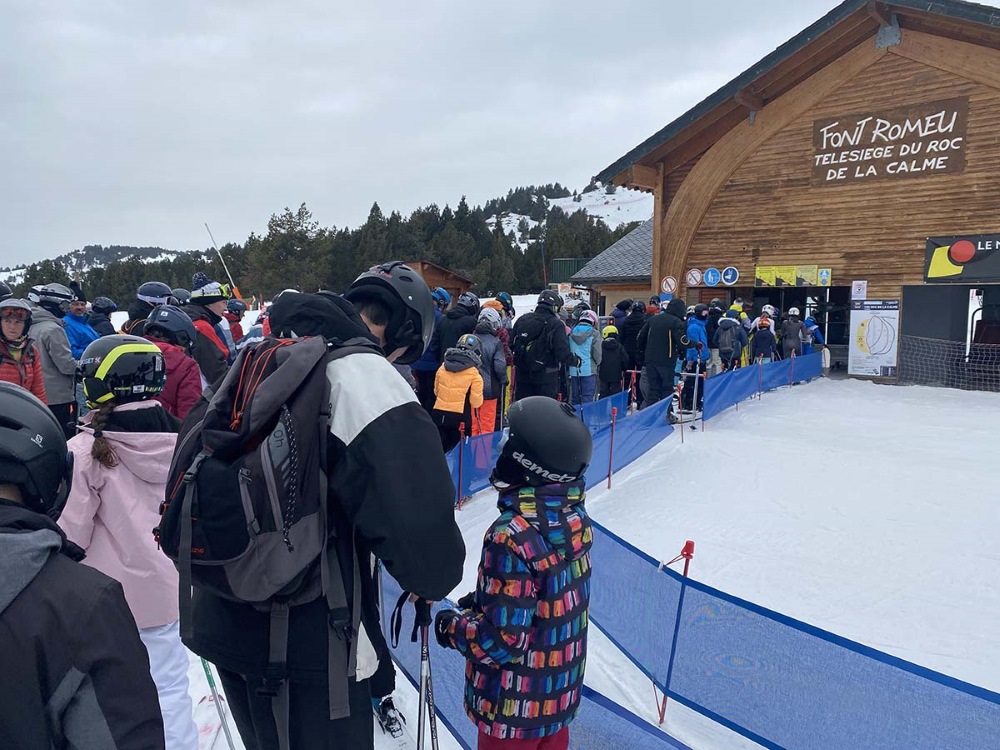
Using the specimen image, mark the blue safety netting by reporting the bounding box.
[380,569,691,749]
[447,391,670,502]
[588,523,1000,750]
[703,353,823,422]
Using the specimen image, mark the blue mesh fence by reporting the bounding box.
[703,353,823,422]
[447,391,670,502]
[589,523,1000,750]
[380,569,692,749]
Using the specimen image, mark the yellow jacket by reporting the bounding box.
[434,359,484,414]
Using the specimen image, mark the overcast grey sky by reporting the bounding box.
[1,0,845,267]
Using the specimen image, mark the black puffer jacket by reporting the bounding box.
[637,299,690,366]
[599,336,630,383]
[619,310,647,365]
[87,312,117,337]
[432,307,477,355]
[0,500,164,749]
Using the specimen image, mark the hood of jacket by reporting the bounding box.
[666,299,687,319]
[498,482,590,566]
[601,336,621,352]
[127,299,155,322]
[717,317,740,331]
[27,303,63,329]
[569,323,597,345]
[0,499,83,615]
[443,346,479,372]
[445,307,473,322]
[269,292,379,348]
[77,402,178,485]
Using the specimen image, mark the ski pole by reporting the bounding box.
[201,658,237,750]
[607,406,617,489]
[456,422,466,508]
[656,540,696,725]
[418,623,441,750]
[204,223,242,299]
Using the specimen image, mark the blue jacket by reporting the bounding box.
[63,313,100,360]
[411,308,443,373]
[685,317,709,363]
[568,323,601,377]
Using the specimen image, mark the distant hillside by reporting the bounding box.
[3,180,650,300]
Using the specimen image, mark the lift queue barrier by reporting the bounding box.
[380,570,693,749]
[588,523,1000,750]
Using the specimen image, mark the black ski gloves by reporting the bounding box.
[456,591,476,610]
[434,610,458,649]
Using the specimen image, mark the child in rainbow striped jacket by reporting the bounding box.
[434,396,593,750]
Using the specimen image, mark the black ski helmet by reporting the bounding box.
[0,280,11,301]
[457,291,480,316]
[456,333,483,365]
[78,335,166,409]
[172,288,191,305]
[0,382,74,519]
[496,292,514,315]
[630,300,646,314]
[91,296,117,315]
[344,261,435,365]
[137,281,175,306]
[694,303,710,319]
[145,305,197,352]
[492,397,593,487]
[27,282,75,317]
[536,289,564,313]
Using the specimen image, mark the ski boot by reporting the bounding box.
[374,695,406,739]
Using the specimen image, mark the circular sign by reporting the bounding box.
[950,240,976,263]
[660,275,677,294]
[722,266,740,286]
[704,267,721,287]
[685,268,703,287]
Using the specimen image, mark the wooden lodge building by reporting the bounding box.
[402,260,475,307]
[593,0,1000,384]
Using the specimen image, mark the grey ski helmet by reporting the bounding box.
[27,282,75,317]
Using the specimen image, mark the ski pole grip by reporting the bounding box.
[414,598,432,627]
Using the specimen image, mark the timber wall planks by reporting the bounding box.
[681,50,1000,301]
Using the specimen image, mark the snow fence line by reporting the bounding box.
[589,523,1000,750]
[380,569,693,750]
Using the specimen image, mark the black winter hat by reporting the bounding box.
[270,292,378,347]
[666,298,687,318]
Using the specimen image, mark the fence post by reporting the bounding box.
[456,422,466,508]
[655,540,696,725]
[789,349,796,386]
[676,382,685,444]
[606,407,618,490]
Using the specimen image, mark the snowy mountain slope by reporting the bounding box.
[1,246,195,285]
[487,187,653,251]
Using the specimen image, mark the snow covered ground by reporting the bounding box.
[188,377,1000,749]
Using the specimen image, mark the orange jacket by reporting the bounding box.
[433,361,484,415]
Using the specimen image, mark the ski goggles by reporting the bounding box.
[1,307,29,322]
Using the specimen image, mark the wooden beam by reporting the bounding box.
[651,163,666,296]
[888,28,1000,92]
[866,1,893,28]
[626,164,659,191]
[661,39,888,298]
[734,87,765,112]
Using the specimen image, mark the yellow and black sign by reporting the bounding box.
[926,235,1000,283]
[755,265,824,287]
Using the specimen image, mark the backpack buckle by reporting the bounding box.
[183,451,210,484]
[255,676,283,698]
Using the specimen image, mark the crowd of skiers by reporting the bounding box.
[0,266,595,750]
[599,294,827,413]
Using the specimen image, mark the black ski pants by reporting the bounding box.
[412,369,437,412]
[643,359,677,408]
[48,402,77,440]
[217,669,374,750]
[514,378,559,402]
[599,379,623,399]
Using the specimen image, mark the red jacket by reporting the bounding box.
[0,339,47,402]
[147,339,202,420]
[223,313,244,343]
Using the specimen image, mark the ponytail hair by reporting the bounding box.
[90,402,119,469]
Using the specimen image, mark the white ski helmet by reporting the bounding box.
[788,307,801,317]
[762,304,777,317]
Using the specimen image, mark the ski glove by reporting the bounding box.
[434,609,459,649]
[456,591,476,610]
[569,354,583,369]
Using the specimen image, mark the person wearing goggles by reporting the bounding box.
[0,298,47,402]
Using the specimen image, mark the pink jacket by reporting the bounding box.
[59,401,180,630]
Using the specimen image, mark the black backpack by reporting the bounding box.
[512,313,553,375]
[157,334,379,733]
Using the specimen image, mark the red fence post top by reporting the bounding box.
[459,422,465,438]
[611,407,618,419]
[682,540,695,559]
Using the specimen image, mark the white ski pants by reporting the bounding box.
[140,620,199,750]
